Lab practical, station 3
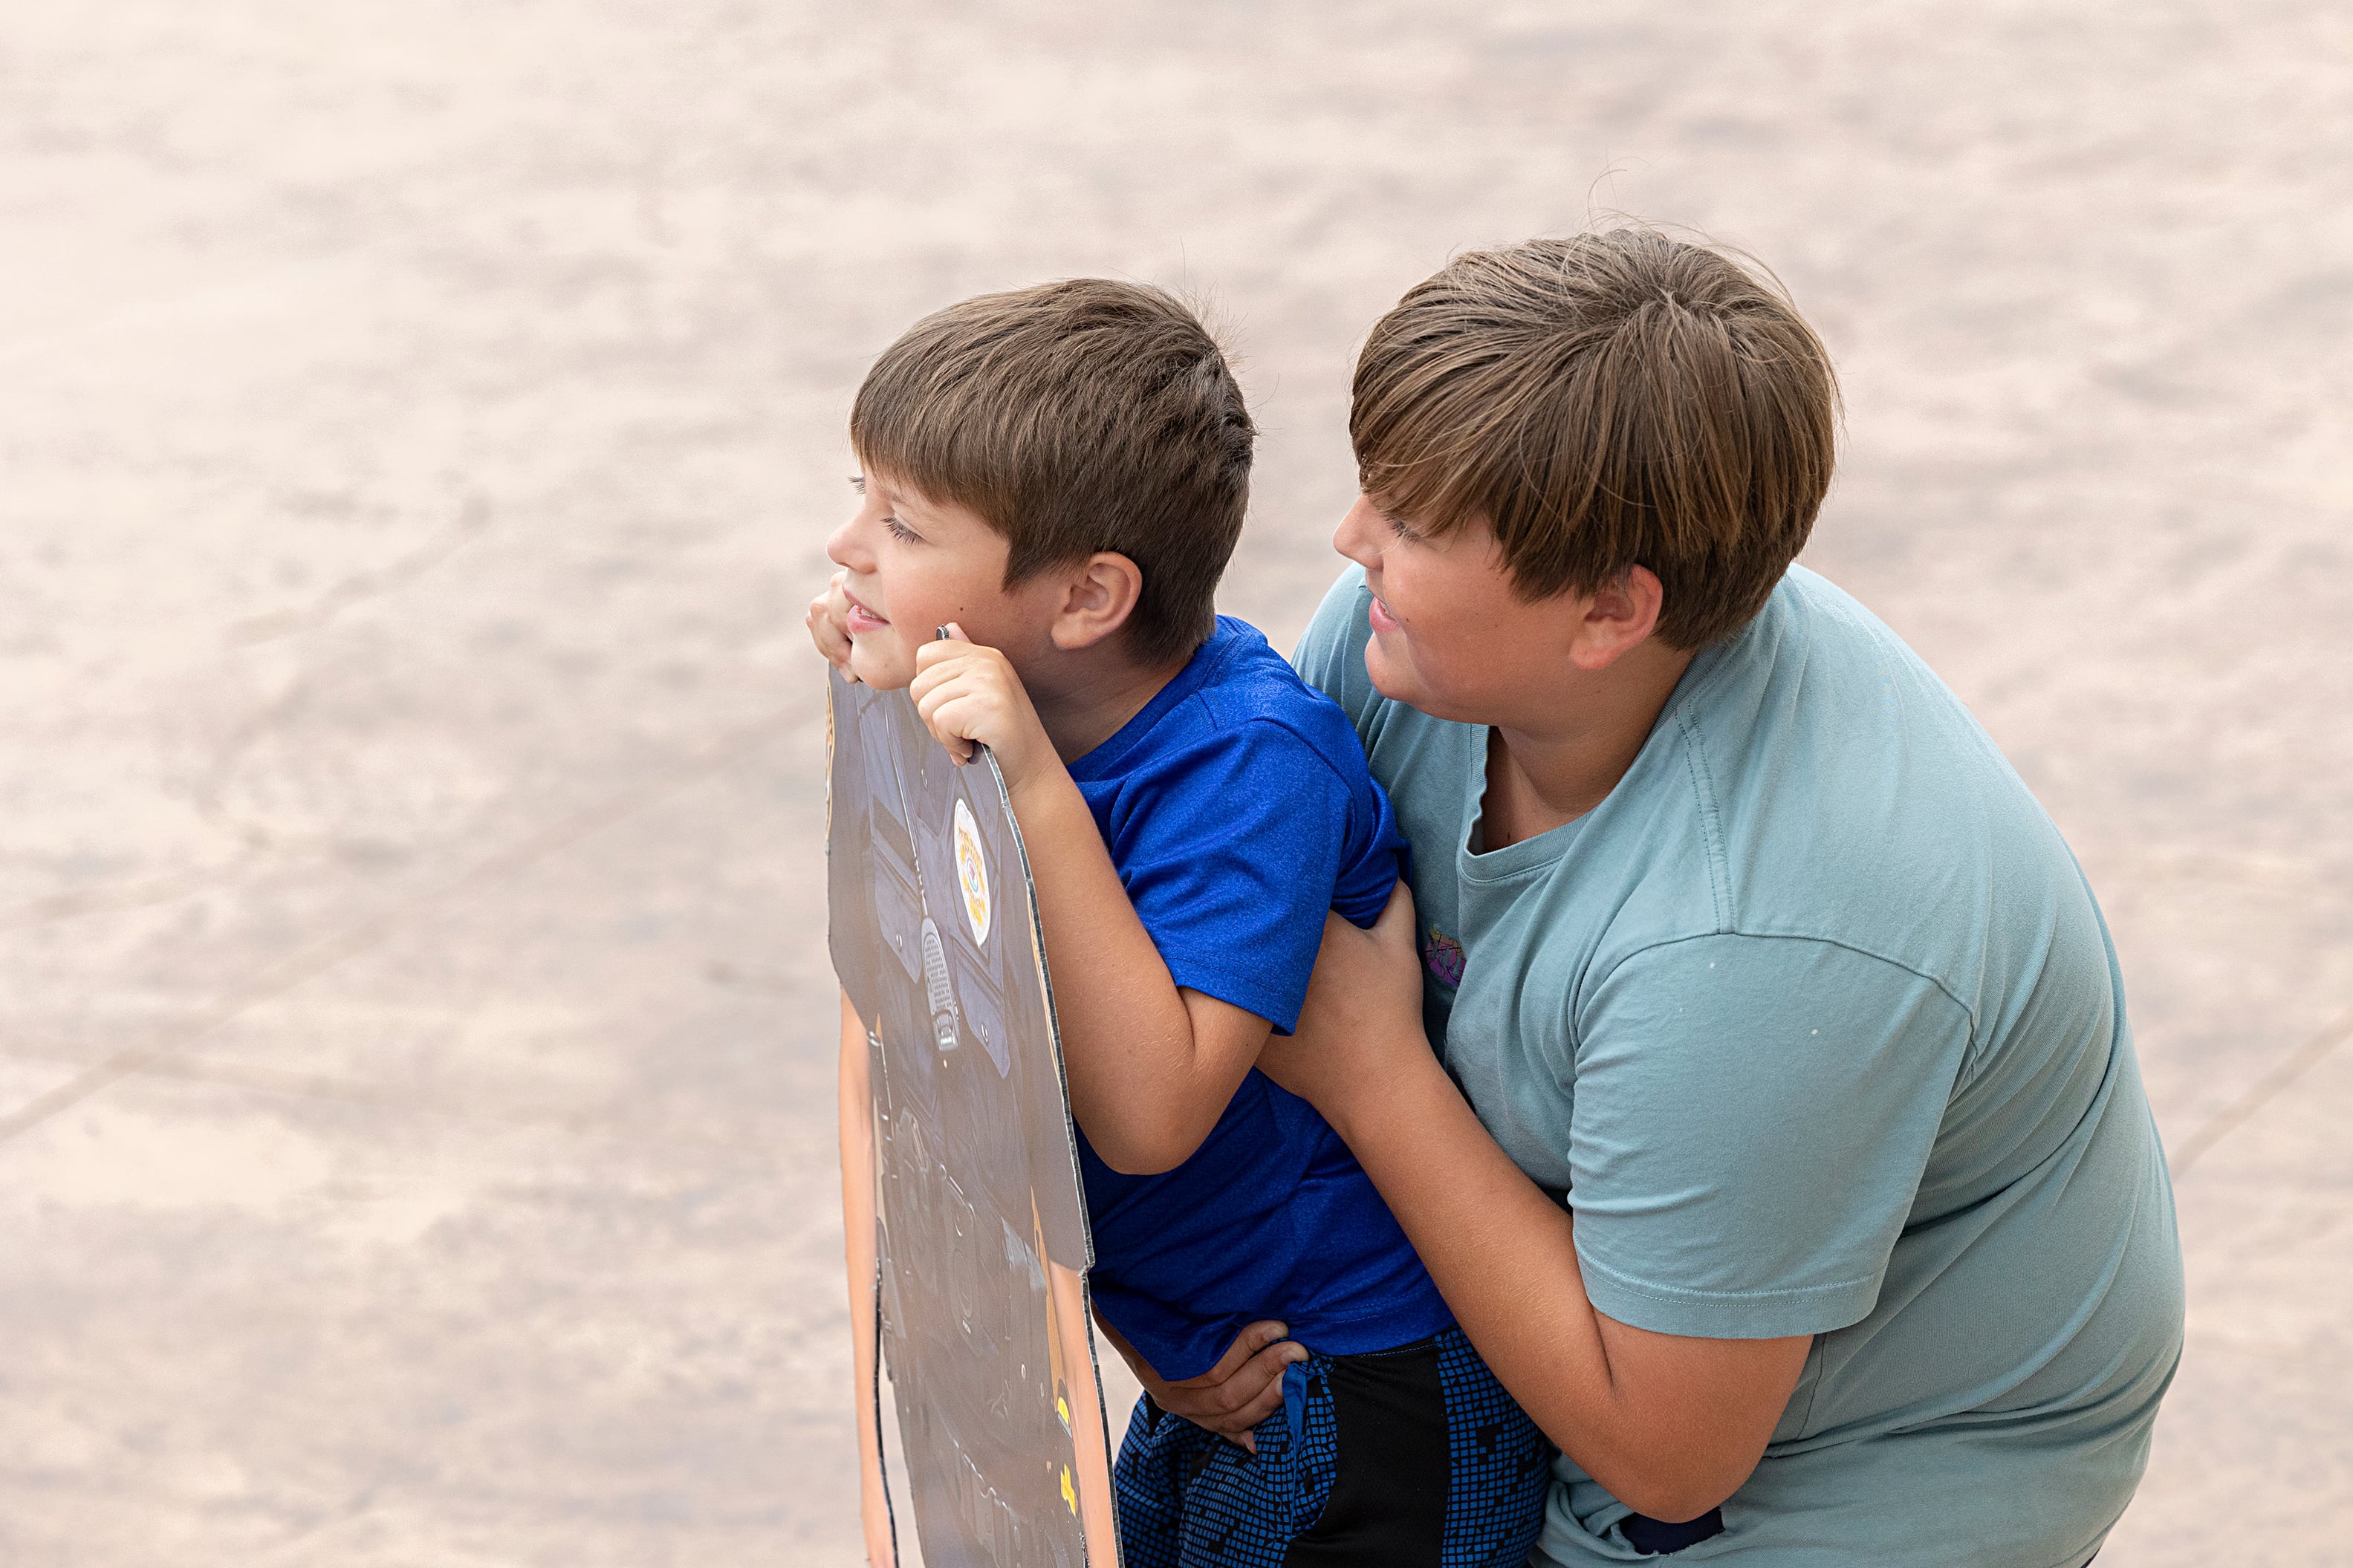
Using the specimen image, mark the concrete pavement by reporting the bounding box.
[2,2,2347,1561]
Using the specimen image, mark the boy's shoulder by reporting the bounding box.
[1071,617,1373,796]
[1165,617,1372,773]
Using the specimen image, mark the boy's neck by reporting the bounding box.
[1023,640,1192,766]
[1481,639,1695,847]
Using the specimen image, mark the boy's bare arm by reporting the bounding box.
[1007,770,1273,1173]
[909,637,1271,1175]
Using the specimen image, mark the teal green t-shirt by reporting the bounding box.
[1293,565,2184,1568]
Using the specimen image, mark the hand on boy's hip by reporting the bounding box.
[1114,1318,1305,1452]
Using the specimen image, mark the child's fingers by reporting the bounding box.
[1150,1319,1303,1446]
[912,634,992,680]
[913,683,987,764]
[1163,1333,1299,1447]
[805,588,854,671]
[1190,1320,1291,1384]
[917,702,978,763]
[910,658,1011,723]
[909,645,1031,770]
[909,645,978,694]
[1221,1361,1294,1439]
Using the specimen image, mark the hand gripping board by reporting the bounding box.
[827,668,1120,1568]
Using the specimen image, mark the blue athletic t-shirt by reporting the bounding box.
[1066,615,1455,1382]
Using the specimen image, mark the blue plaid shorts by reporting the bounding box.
[1111,1324,1552,1568]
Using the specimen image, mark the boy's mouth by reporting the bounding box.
[1366,592,1402,635]
[843,588,889,635]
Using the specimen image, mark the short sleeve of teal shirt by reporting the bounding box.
[1567,934,1967,1338]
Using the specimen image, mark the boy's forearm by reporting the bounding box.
[1326,1027,1805,1521]
[1005,766,1250,1174]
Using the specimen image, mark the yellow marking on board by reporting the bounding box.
[1057,1394,1071,1429]
[1061,1465,1078,1515]
[952,798,992,943]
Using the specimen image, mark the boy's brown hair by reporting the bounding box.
[851,279,1254,668]
[1351,229,1838,648]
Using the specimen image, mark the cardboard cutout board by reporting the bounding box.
[828,668,1121,1568]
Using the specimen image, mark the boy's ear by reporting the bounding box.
[1048,552,1145,654]
[1566,564,1666,671]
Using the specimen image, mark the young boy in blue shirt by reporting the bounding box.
[811,279,1549,1567]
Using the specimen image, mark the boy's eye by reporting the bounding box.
[884,516,923,544]
[1363,496,1421,541]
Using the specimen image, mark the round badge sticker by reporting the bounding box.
[952,798,991,946]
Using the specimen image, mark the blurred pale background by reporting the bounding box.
[3,2,2347,1564]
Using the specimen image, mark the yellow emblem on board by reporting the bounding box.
[1060,1464,1078,1515]
[952,798,992,945]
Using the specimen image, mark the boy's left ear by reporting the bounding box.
[1567,564,1666,671]
[1048,552,1145,653]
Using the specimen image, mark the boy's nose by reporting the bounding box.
[825,517,868,570]
[1333,495,1382,567]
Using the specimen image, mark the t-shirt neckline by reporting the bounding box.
[1457,729,1593,884]
[1449,593,1768,885]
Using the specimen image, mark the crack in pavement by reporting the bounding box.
[223,494,493,648]
[0,855,257,934]
[2168,1006,2353,1178]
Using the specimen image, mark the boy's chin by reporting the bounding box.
[1364,637,1461,721]
[1362,637,1417,705]
[846,639,915,692]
